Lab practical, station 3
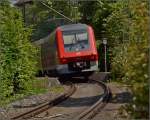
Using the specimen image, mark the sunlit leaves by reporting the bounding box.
[106,0,149,119]
[0,1,38,99]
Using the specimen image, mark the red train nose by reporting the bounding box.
[56,25,98,64]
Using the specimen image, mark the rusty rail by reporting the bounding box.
[11,82,76,120]
[75,80,111,120]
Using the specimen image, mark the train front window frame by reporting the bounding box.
[62,30,89,52]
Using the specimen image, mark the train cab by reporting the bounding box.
[55,24,99,76]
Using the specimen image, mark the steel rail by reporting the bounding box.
[74,80,111,120]
[11,82,76,120]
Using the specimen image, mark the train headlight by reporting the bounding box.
[76,62,84,68]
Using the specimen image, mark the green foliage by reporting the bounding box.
[0,78,49,106]
[25,0,56,40]
[106,0,129,46]
[92,0,112,36]
[79,0,112,39]
[111,44,128,78]
[0,0,38,101]
[124,44,148,118]
[79,1,97,24]
[25,0,75,40]
[106,0,149,118]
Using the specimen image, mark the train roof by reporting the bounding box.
[59,23,88,31]
[33,24,89,45]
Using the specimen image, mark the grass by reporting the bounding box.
[49,86,64,93]
[0,77,64,107]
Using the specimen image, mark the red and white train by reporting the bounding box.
[34,24,99,78]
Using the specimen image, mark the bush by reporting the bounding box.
[123,43,148,118]
[106,0,149,118]
[0,1,38,100]
[111,44,129,79]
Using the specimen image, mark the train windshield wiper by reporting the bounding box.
[76,34,84,49]
[69,34,76,51]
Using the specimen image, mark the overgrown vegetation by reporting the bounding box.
[0,0,40,105]
[0,0,149,119]
[105,0,149,118]
[25,0,75,40]
[0,78,50,106]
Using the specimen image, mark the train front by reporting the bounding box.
[56,24,98,77]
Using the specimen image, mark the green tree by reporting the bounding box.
[79,1,97,24]
[24,0,74,40]
[78,0,112,40]
[0,0,37,99]
[106,0,149,118]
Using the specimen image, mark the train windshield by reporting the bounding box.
[63,30,89,52]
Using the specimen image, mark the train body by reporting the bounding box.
[34,24,99,77]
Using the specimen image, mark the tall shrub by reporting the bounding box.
[106,0,149,118]
[0,0,37,99]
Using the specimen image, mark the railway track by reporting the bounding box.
[11,78,111,120]
[75,80,111,120]
[11,82,76,120]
